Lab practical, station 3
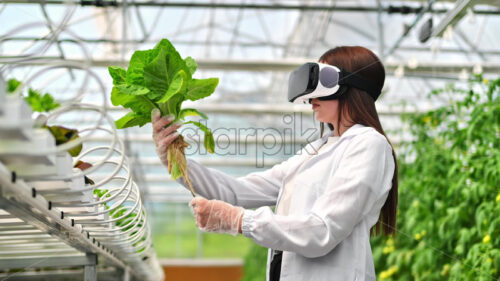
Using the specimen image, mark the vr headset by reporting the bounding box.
[288,62,381,104]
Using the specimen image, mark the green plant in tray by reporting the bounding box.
[6,79,83,157]
[6,78,60,113]
[108,38,218,196]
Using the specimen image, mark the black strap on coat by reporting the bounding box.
[270,251,283,281]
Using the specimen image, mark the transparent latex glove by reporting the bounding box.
[190,197,244,236]
[151,108,183,167]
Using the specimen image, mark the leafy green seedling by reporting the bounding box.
[7,78,21,93]
[5,79,83,157]
[6,78,60,113]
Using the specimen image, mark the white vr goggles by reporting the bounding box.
[288,62,380,104]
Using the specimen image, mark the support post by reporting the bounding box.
[123,268,130,281]
[84,253,97,281]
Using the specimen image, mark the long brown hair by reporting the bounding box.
[319,46,398,236]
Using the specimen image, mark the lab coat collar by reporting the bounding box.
[304,124,368,157]
[341,123,371,138]
[318,123,369,145]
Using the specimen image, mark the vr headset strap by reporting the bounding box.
[338,71,380,101]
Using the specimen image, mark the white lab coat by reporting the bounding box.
[176,124,395,281]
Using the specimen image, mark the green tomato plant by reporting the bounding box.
[371,75,500,281]
[108,38,218,196]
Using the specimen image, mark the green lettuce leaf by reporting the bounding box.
[204,130,215,154]
[156,39,193,82]
[115,83,150,96]
[185,78,219,101]
[115,112,150,129]
[184,57,197,75]
[159,94,184,118]
[179,108,208,120]
[157,70,187,104]
[110,87,157,117]
[185,120,215,153]
[126,49,160,86]
[144,48,169,100]
[108,66,127,85]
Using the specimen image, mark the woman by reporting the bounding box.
[152,46,398,281]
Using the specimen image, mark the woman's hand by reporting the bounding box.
[151,108,183,167]
[190,197,244,236]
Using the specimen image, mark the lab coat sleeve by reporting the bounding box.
[241,133,395,258]
[175,153,299,208]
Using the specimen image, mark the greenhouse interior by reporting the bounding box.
[0,0,499,280]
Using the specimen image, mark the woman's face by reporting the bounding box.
[311,98,339,124]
